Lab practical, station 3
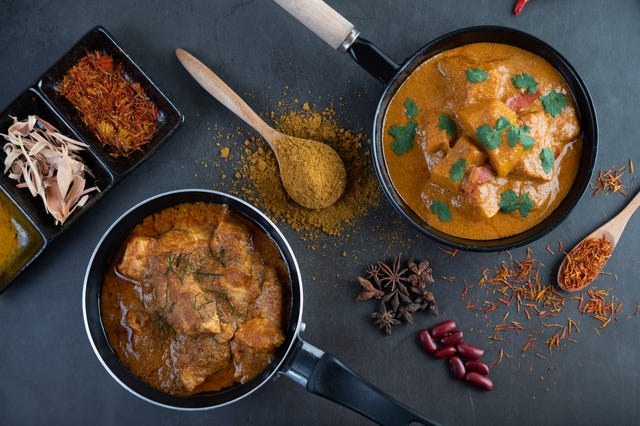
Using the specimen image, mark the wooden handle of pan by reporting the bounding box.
[273,0,359,52]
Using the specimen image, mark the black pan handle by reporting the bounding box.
[347,38,401,85]
[282,339,441,426]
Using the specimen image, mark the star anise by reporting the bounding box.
[407,259,434,290]
[369,303,401,335]
[378,254,408,292]
[365,263,383,288]
[356,276,384,301]
[355,254,439,336]
[395,305,414,325]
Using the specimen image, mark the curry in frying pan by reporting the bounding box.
[383,43,582,239]
[100,202,289,395]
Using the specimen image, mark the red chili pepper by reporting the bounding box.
[514,0,529,15]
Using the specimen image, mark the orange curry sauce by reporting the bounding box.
[383,43,582,240]
[100,202,289,395]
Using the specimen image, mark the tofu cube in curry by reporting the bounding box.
[457,99,527,177]
[117,235,154,281]
[430,135,487,192]
[458,165,501,220]
[437,56,508,107]
[514,103,554,181]
[526,97,580,144]
[550,102,580,143]
[422,109,456,154]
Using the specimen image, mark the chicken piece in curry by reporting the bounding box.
[383,43,582,240]
[100,202,289,395]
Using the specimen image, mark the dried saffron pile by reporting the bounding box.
[558,235,611,292]
[58,51,159,157]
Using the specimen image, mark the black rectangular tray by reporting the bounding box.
[0,25,184,293]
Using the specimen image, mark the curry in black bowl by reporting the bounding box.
[371,27,596,250]
[100,201,289,396]
[383,42,581,240]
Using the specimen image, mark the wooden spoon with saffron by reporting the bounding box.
[176,48,346,210]
[557,190,640,292]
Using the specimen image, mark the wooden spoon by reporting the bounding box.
[557,190,640,292]
[176,48,347,210]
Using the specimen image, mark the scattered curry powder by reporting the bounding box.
[236,103,380,236]
[0,202,19,266]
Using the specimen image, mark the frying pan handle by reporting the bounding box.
[273,0,359,52]
[273,0,400,84]
[347,38,400,85]
[282,340,441,426]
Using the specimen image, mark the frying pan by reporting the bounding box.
[273,0,598,251]
[83,189,440,425]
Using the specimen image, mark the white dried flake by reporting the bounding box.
[2,115,100,225]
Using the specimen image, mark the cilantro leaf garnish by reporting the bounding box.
[540,90,569,117]
[404,98,419,119]
[431,198,452,222]
[506,125,535,150]
[389,120,417,155]
[511,73,538,95]
[476,116,512,150]
[477,116,536,151]
[438,114,457,138]
[495,117,512,131]
[389,97,420,155]
[540,147,554,173]
[466,68,489,83]
[476,125,500,150]
[499,190,534,217]
[450,159,467,183]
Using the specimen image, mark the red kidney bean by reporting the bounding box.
[434,345,457,359]
[440,330,463,346]
[418,329,438,353]
[456,342,484,360]
[465,372,493,391]
[449,356,465,379]
[430,320,457,339]
[465,360,490,376]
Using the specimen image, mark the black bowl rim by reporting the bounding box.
[82,189,304,410]
[371,25,598,252]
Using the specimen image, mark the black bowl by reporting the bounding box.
[83,189,303,409]
[371,26,597,251]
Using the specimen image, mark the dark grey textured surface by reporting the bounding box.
[1,1,639,425]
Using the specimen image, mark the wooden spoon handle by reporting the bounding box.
[273,0,359,52]
[176,48,278,142]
